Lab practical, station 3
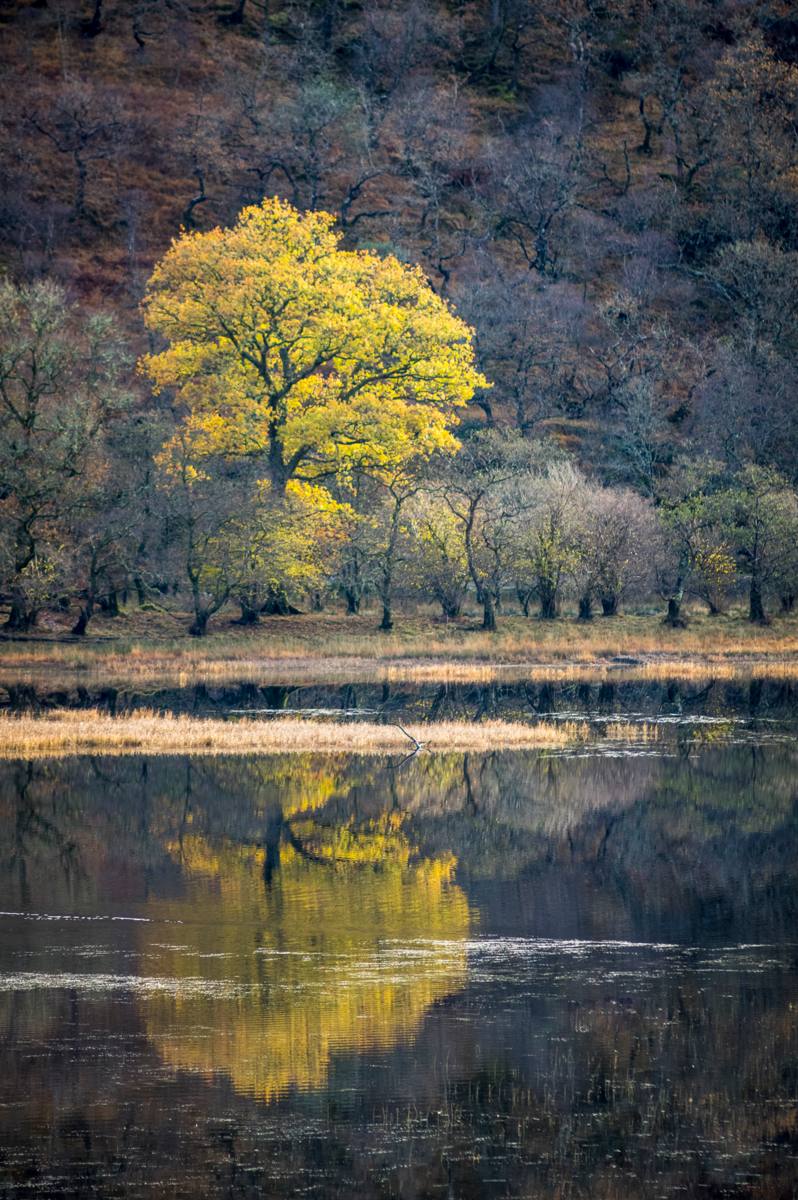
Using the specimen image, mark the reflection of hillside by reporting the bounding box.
[370,952,798,1200]
[1,745,797,943]
[2,746,798,943]
[141,824,470,1102]
[391,746,798,883]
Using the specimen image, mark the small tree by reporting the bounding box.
[443,431,539,631]
[370,471,420,633]
[691,539,736,616]
[336,461,434,632]
[68,503,136,636]
[715,466,798,625]
[231,482,345,624]
[28,81,125,222]
[656,462,728,628]
[156,436,243,637]
[0,281,129,631]
[512,462,582,620]
[407,492,470,620]
[774,531,798,614]
[333,504,377,616]
[574,484,658,619]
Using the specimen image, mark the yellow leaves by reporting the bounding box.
[694,540,736,582]
[140,197,488,492]
[285,479,351,527]
[239,478,350,594]
[288,812,414,869]
[142,818,471,1103]
[154,435,209,485]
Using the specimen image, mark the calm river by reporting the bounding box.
[0,676,797,1197]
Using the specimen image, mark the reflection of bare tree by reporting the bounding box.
[1,763,83,902]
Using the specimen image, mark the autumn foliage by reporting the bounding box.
[142,198,486,492]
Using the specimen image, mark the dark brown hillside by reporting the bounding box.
[4,1,792,337]
[4,0,797,424]
[3,2,796,442]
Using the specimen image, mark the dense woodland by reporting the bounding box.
[3,0,798,637]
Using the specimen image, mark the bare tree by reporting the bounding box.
[0,281,130,630]
[27,81,125,222]
[573,483,658,618]
[443,432,542,630]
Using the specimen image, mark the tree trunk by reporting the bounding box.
[261,587,301,616]
[219,0,246,23]
[189,572,209,636]
[538,580,558,620]
[189,610,209,637]
[234,597,260,625]
[74,154,88,219]
[780,593,795,614]
[749,575,768,624]
[5,596,36,632]
[72,597,95,636]
[344,589,360,615]
[664,567,687,627]
[100,590,120,617]
[600,593,618,617]
[81,0,103,36]
[578,593,593,621]
[318,0,336,47]
[664,595,686,627]
[482,592,496,631]
[377,498,401,635]
[637,94,655,154]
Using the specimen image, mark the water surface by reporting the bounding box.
[0,679,797,1197]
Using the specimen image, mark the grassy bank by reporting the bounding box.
[0,709,594,759]
[2,608,798,687]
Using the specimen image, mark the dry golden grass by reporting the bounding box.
[0,708,590,760]
[2,609,798,688]
[603,720,661,743]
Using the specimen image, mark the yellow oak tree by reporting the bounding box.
[141,197,487,493]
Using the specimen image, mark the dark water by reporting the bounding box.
[4,674,798,729]
[1,681,798,1197]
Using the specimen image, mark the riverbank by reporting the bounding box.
[1,609,798,687]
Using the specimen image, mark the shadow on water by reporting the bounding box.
[5,675,798,731]
[0,684,797,1196]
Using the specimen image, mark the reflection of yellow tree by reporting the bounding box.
[141,821,470,1102]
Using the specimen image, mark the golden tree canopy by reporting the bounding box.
[141,198,488,491]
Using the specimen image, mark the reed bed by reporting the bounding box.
[603,720,662,743]
[0,708,590,760]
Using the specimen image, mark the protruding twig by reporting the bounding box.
[391,722,424,752]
